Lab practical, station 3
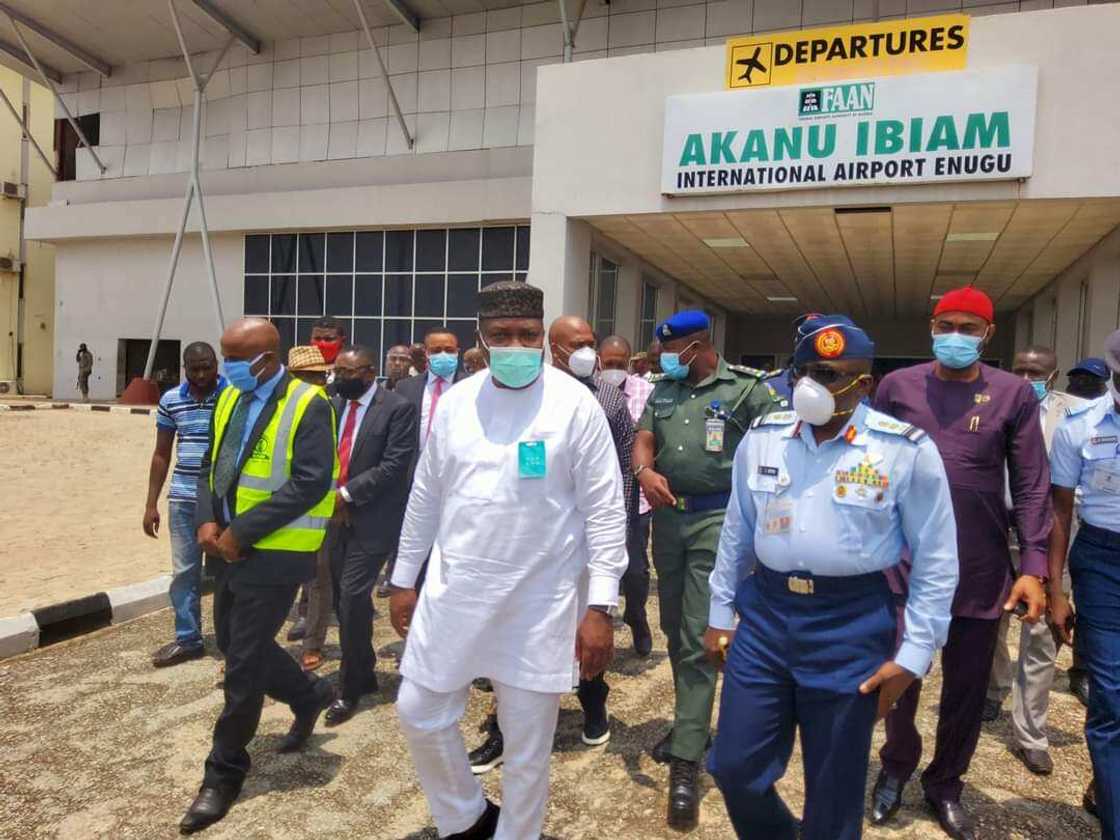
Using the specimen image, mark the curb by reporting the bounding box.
[0,573,209,660]
[0,402,154,414]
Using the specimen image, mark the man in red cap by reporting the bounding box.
[869,286,1050,840]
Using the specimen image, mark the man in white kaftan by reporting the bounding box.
[389,280,628,840]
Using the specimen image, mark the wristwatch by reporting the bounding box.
[633,464,649,479]
[589,604,617,617]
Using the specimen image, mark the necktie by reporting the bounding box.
[213,396,249,498]
[426,377,444,442]
[338,401,361,485]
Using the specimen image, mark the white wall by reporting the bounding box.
[1018,225,1120,376]
[53,235,242,400]
[533,4,1120,220]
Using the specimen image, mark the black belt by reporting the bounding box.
[1078,520,1120,550]
[753,562,889,597]
[673,491,730,514]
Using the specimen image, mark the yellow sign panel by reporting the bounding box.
[726,14,969,90]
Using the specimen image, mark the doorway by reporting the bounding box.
[118,339,180,396]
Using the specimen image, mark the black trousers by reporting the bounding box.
[623,511,652,627]
[329,527,390,702]
[204,574,320,790]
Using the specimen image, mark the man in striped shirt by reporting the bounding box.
[144,342,226,668]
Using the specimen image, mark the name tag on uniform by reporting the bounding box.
[1091,435,1118,445]
[758,466,779,477]
[705,418,725,453]
[764,497,793,535]
[518,440,547,479]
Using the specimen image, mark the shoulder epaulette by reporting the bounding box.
[751,410,797,428]
[727,363,767,379]
[763,368,786,380]
[864,412,926,443]
[761,382,790,409]
[1065,401,1094,419]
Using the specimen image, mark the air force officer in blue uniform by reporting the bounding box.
[705,315,959,840]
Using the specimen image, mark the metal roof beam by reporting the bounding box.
[0,38,60,82]
[187,0,261,54]
[0,2,111,78]
[382,0,420,33]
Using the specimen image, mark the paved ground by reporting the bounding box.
[0,595,1100,840]
[0,409,165,615]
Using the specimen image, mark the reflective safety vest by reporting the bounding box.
[209,378,338,552]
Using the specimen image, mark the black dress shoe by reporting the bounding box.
[667,757,700,831]
[1015,747,1053,775]
[278,682,336,752]
[445,799,500,839]
[869,770,904,825]
[179,786,236,834]
[1084,778,1098,819]
[631,618,653,657]
[152,641,205,668]
[286,617,308,642]
[925,797,977,840]
[324,697,359,727]
[981,698,1001,722]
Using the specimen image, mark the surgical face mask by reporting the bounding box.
[223,352,267,392]
[660,341,699,381]
[484,340,544,389]
[1029,378,1050,401]
[932,332,984,369]
[565,346,598,379]
[429,352,459,380]
[601,368,628,388]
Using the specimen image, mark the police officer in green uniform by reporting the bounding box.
[632,310,785,831]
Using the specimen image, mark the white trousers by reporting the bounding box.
[397,676,562,839]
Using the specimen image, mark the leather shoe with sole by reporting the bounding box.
[445,799,500,839]
[631,618,653,657]
[152,642,205,668]
[869,770,905,825]
[278,682,336,753]
[286,618,308,642]
[1015,747,1053,775]
[179,786,237,834]
[667,757,699,831]
[324,697,360,727]
[926,797,977,840]
[1069,670,1090,708]
[980,698,1001,722]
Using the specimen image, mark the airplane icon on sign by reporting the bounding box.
[736,46,767,83]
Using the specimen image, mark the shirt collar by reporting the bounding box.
[350,380,378,407]
[794,402,870,449]
[253,366,285,402]
[426,370,453,386]
[690,356,733,389]
[178,374,227,400]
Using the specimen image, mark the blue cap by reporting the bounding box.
[1069,357,1108,378]
[792,314,875,367]
[656,310,710,342]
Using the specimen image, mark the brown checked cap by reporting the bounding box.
[478,280,544,319]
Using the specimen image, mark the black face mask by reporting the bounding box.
[335,378,370,400]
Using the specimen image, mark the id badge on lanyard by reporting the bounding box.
[705,418,725,453]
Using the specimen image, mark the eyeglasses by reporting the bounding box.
[792,364,851,386]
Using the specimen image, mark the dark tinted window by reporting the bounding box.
[271,275,295,316]
[244,276,269,315]
[298,233,324,273]
[326,232,354,272]
[271,235,296,273]
[297,276,324,316]
[481,227,515,271]
[447,274,478,317]
[245,235,270,273]
[385,230,414,272]
[515,225,530,271]
[416,229,447,272]
[325,275,353,316]
[355,275,382,317]
[355,231,383,271]
[448,228,480,271]
[415,275,444,318]
[385,274,412,317]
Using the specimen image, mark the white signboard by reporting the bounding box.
[661,65,1037,195]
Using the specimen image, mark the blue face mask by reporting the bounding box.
[660,341,698,381]
[1030,379,1050,401]
[932,332,983,370]
[223,352,267,392]
[429,352,459,380]
[486,344,543,389]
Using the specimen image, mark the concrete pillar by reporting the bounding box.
[615,260,640,345]
[528,211,591,329]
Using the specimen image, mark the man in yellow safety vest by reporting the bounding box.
[179,318,339,834]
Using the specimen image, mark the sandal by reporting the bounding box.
[301,651,323,672]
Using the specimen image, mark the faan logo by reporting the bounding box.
[799,82,875,117]
[249,436,271,461]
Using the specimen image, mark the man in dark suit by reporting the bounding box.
[376,327,466,598]
[180,319,338,834]
[324,345,418,726]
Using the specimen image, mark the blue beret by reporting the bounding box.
[656,310,710,341]
[1069,357,1108,378]
[792,314,875,367]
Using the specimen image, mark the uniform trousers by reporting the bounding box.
[622,511,652,629]
[880,614,1001,802]
[987,610,1056,751]
[329,526,389,702]
[652,506,724,762]
[301,544,333,654]
[709,565,895,840]
[397,676,562,839]
[204,573,321,791]
[1069,523,1120,840]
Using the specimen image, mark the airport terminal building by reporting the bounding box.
[11,0,1120,399]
